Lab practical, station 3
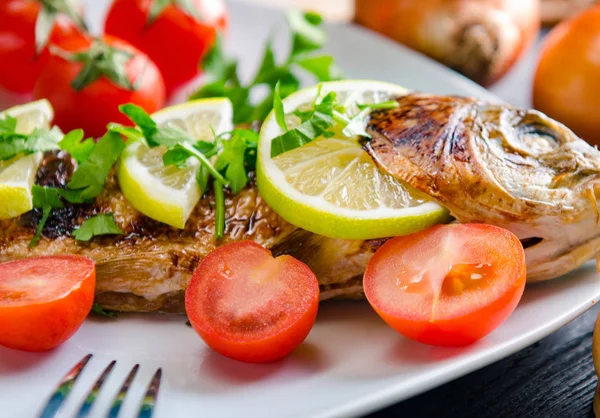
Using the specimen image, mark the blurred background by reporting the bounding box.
[4,0,600,145]
[246,0,600,147]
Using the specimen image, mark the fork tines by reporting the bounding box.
[39,355,162,418]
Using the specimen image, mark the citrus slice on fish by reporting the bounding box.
[118,98,233,229]
[257,80,449,240]
[0,99,53,219]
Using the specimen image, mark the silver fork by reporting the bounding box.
[39,354,162,418]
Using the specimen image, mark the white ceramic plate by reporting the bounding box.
[1,1,600,418]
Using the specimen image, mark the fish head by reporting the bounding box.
[366,93,600,281]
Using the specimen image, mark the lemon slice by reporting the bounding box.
[257,80,449,240]
[0,99,53,219]
[118,98,234,229]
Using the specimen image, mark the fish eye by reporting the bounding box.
[516,123,559,155]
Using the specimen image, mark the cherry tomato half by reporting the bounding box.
[33,35,166,138]
[105,0,227,94]
[185,241,319,363]
[0,255,96,352]
[0,0,88,93]
[364,224,526,346]
[533,6,600,146]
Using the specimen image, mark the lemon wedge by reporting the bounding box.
[118,98,233,228]
[0,99,53,219]
[257,80,449,240]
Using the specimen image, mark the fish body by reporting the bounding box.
[3,93,599,313]
[0,151,372,312]
[366,93,600,281]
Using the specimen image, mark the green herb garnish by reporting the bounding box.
[213,179,225,240]
[270,90,337,157]
[73,213,124,241]
[58,129,93,163]
[112,105,259,239]
[117,104,226,183]
[0,113,62,161]
[63,130,126,202]
[29,185,65,248]
[270,92,400,157]
[91,303,118,319]
[190,11,341,124]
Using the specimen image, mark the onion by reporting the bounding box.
[541,0,598,26]
[354,0,541,86]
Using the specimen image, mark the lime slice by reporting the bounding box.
[0,99,53,219]
[118,98,234,229]
[257,80,449,240]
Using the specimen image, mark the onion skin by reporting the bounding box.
[354,0,541,86]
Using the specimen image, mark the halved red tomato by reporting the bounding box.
[364,224,526,346]
[0,255,95,352]
[185,241,319,363]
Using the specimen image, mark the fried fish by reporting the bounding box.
[2,93,599,313]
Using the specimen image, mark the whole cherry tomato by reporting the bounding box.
[533,5,600,146]
[0,0,88,93]
[105,0,227,94]
[33,35,166,138]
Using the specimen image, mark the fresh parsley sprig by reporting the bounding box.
[58,129,94,163]
[270,88,337,157]
[64,130,126,202]
[0,114,63,161]
[190,11,342,124]
[112,104,259,239]
[116,104,226,184]
[29,186,65,247]
[26,127,127,247]
[73,214,124,241]
[270,89,399,157]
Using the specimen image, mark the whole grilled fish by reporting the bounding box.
[2,93,599,313]
[366,93,600,282]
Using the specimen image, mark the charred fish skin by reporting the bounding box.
[0,151,375,313]
[366,93,600,282]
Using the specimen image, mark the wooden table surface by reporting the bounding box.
[245,1,599,416]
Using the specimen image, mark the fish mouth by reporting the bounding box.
[520,237,544,249]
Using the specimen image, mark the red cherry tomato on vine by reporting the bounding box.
[33,35,166,138]
[0,0,88,93]
[105,0,227,94]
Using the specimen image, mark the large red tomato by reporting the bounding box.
[0,0,88,93]
[33,35,166,138]
[105,0,227,94]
